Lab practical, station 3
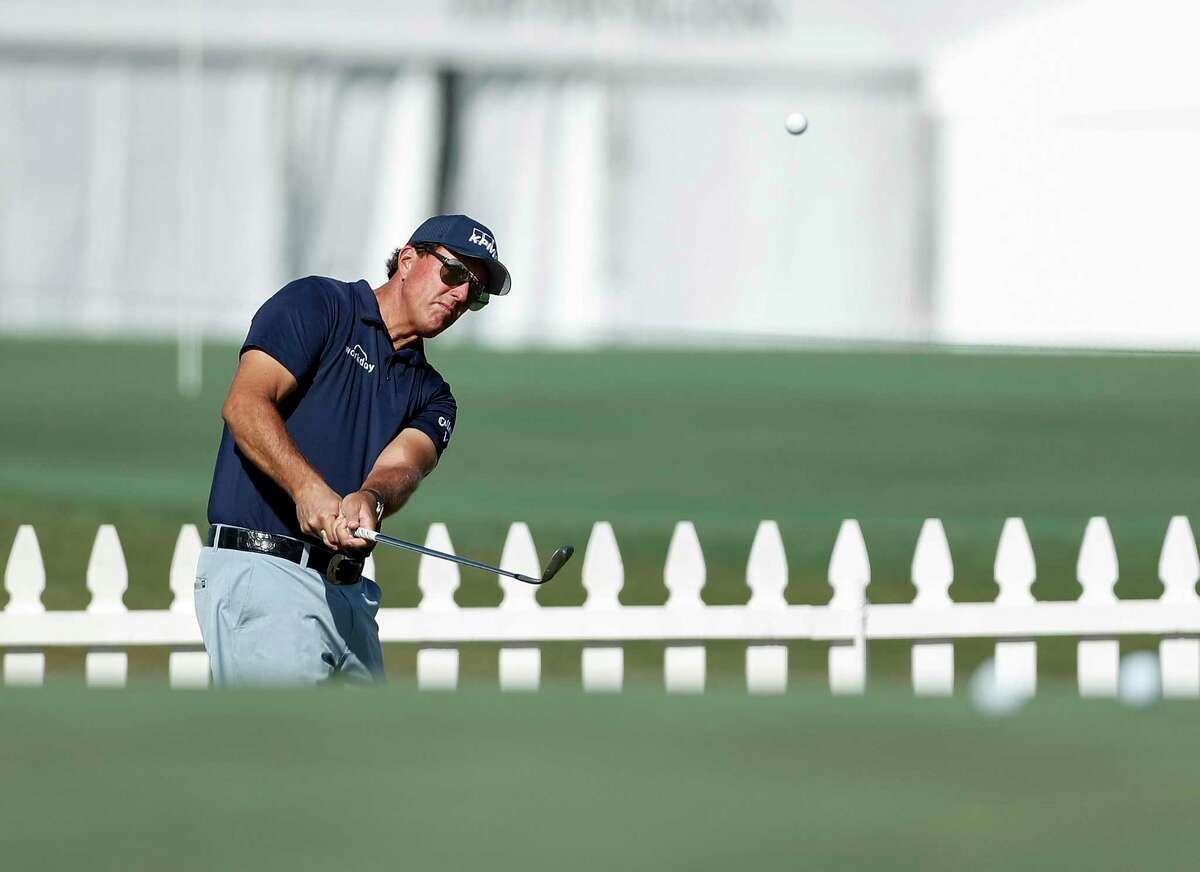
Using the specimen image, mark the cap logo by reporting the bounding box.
[468,228,497,257]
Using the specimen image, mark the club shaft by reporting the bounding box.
[357,528,534,583]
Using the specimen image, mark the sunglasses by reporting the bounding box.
[422,248,490,311]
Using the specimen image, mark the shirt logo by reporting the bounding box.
[468,228,496,257]
[438,415,453,444]
[345,344,376,374]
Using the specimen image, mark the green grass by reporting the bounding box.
[0,684,1197,870]
[2,337,1199,683]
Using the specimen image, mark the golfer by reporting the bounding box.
[196,215,510,685]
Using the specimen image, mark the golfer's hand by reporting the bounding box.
[334,491,378,550]
[295,481,344,549]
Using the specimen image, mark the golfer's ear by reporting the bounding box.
[397,245,422,279]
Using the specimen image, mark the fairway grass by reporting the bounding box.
[2,338,1199,682]
[0,684,1197,870]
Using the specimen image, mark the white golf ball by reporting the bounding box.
[785,112,808,135]
[968,659,1029,717]
[1118,651,1161,708]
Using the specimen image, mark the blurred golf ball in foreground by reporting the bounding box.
[968,659,1030,717]
[785,112,808,135]
[1118,651,1161,708]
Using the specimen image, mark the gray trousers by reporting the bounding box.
[194,546,385,686]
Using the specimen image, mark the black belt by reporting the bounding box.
[206,525,365,585]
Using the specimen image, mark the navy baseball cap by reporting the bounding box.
[407,214,511,301]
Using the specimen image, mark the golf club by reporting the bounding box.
[355,527,574,585]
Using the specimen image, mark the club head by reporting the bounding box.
[541,545,575,583]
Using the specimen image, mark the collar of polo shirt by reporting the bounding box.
[356,279,428,365]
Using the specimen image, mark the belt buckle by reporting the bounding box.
[324,553,348,584]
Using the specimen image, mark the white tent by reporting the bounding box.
[1,0,1068,349]
[929,0,1200,349]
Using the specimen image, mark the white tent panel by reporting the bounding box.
[938,119,1200,348]
[930,0,1200,349]
[610,79,930,342]
[930,0,1200,116]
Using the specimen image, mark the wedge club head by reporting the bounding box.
[511,545,575,585]
[540,545,575,583]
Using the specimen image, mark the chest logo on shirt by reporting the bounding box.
[345,344,376,374]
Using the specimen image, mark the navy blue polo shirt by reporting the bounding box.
[207,276,457,540]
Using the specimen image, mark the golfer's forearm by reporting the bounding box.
[361,465,424,519]
[223,395,325,500]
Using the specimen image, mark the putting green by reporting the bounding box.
[0,683,1195,870]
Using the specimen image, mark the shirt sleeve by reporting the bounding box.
[240,278,338,382]
[405,381,457,457]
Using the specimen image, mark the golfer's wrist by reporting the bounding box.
[359,488,386,521]
[291,475,331,503]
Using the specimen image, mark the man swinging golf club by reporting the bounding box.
[196,215,510,685]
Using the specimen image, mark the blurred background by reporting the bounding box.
[6,0,1199,349]
[2,0,1198,685]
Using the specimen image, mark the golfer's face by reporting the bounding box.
[412,247,471,336]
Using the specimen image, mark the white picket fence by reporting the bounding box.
[2,516,1199,696]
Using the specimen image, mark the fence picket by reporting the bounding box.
[745,521,787,694]
[994,518,1037,696]
[4,526,45,615]
[1158,516,1200,697]
[498,523,541,692]
[167,524,209,688]
[4,515,1200,698]
[3,526,46,685]
[828,519,869,694]
[1076,517,1119,697]
[416,523,460,690]
[85,525,129,687]
[995,518,1035,604]
[167,525,201,615]
[2,653,44,687]
[581,522,624,692]
[663,522,705,693]
[911,519,954,696]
